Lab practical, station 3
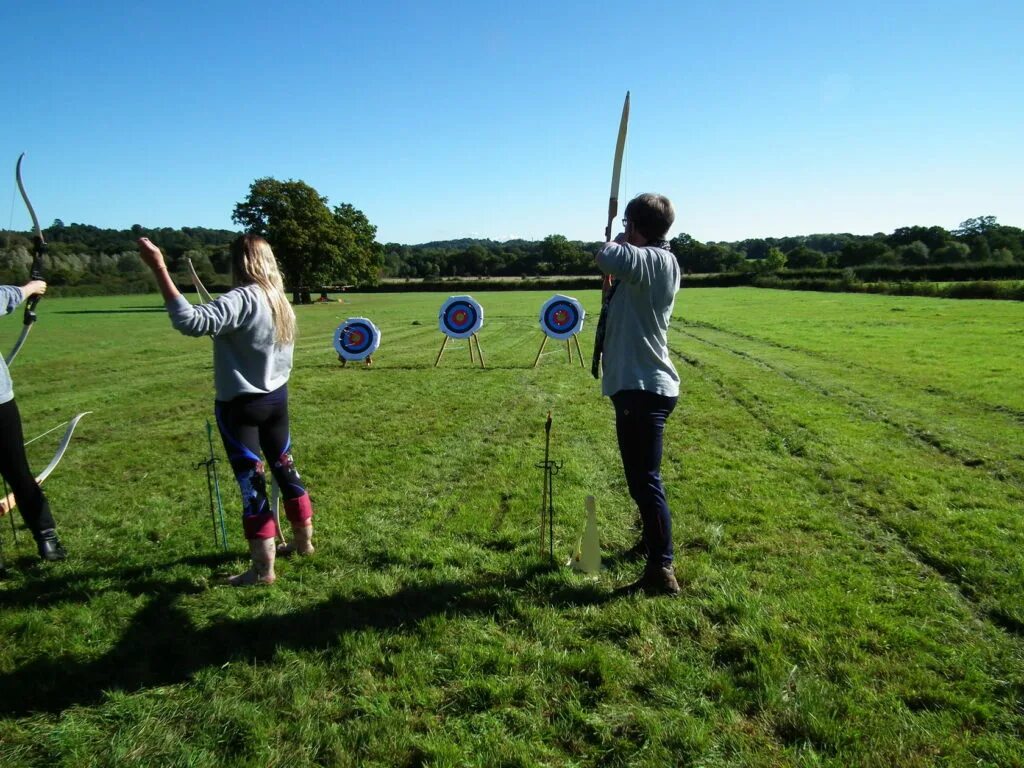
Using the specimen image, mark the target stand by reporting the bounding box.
[533,335,585,368]
[334,317,381,368]
[534,294,586,368]
[435,333,485,368]
[435,296,485,369]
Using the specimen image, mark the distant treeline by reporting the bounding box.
[1,215,1022,295]
[382,216,1023,278]
[0,221,238,295]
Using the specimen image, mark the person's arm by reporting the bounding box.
[166,290,256,337]
[594,231,628,266]
[137,237,181,304]
[595,232,632,295]
[1,281,46,317]
[138,237,255,337]
[596,240,648,284]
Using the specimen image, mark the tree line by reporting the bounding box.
[384,216,1023,278]
[1,171,1021,295]
[0,222,240,295]
[0,178,382,296]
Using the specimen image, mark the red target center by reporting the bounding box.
[553,309,569,325]
[348,331,364,345]
[453,309,468,324]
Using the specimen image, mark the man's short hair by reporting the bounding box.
[624,193,675,241]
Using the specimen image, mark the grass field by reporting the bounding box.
[0,288,1021,767]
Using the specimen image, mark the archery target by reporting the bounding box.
[539,294,585,340]
[334,317,381,361]
[438,295,484,339]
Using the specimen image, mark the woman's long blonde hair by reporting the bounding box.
[230,234,296,345]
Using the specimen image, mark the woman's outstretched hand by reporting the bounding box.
[137,237,167,271]
[137,237,181,303]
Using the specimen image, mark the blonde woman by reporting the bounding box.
[138,235,314,586]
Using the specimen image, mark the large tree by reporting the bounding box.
[762,246,787,272]
[332,202,385,285]
[671,233,744,274]
[886,225,950,253]
[541,235,589,275]
[232,178,382,293]
[785,244,827,269]
[954,216,998,238]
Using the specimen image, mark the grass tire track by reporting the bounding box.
[667,341,1024,642]
[674,323,1024,490]
[680,317,1024,426]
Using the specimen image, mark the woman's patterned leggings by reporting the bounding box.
[215,384,313,540]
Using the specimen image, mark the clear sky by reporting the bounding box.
[1,0,1021,245]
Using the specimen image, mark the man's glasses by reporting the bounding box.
[621,218,629,228]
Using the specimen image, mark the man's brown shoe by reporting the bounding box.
[617,565,681,597]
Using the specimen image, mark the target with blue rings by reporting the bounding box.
[539,294,585,340]
[438,296,484,339]
[334,317,381,361]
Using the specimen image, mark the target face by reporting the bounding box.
[438,295,484,339]
[539,294,585,340]
[334,317,381,361]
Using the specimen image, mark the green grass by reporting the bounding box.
[0,288,1021,767]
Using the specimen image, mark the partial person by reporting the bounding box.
[0,279,67,561]
[593,193,681,596]
[138,235,315,586]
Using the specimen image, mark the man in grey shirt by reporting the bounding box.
[594,193,681,596]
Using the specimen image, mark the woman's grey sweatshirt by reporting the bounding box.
[167,286,293,401]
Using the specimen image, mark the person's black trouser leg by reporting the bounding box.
[0,399,56,538]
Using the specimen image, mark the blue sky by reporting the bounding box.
[1,0,1021,244]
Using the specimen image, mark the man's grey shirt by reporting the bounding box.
[596,242,680,398]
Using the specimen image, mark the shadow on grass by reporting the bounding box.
[0,552,235,610]
[0,560,611,716]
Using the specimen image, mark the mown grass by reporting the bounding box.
[0,288,1021,767]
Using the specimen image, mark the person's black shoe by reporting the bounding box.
[36,529,67,562]
[616,566,681,597]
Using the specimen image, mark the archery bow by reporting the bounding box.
[591,91,630,378]
[186,257,214,303]
[5,153,47,365]
[0,412,91,517]
[1,158,90,518]
[606,91,630,243]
